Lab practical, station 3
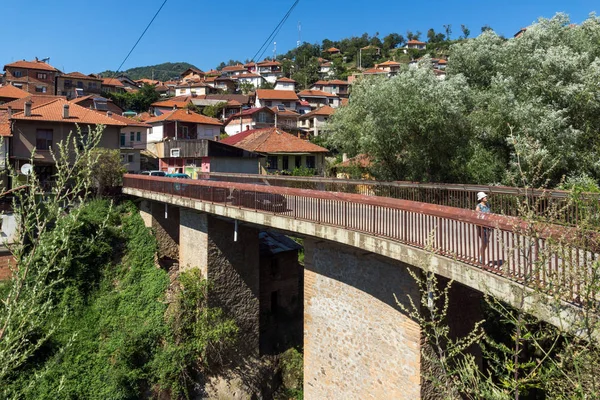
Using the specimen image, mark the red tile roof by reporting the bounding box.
[221,127,328,153]
[270,107,300,117]
[61,72,100,80]
[176,81,210,88]
[325,47,340,53]
[257,60,281,67]
[437,59,448,64]
[225,107,274,124]
[222,64,246,72]
[0,85,30,100]
[105,112,151,128]
[338,153,372,168]
[151,95,194,108]
[4,59,59,72]
[327,79,349,85]
[377,60,401,66]
[407,39,426,45]
[145,109,223,126]
[10,98,127,126]
[363,68,387,74]
[276,77,296,83]
[297,89,338,98]
[205,69,221,76]
[102,78,124,87]
[0,111,11,136]
[235,73,262,79]
[0,95,66,111]
[300,105,335,119]
[256,89,299,101]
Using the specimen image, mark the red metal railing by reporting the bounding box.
[123,174,599,305]
[196,172,600,226]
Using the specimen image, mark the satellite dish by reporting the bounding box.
[20,163,33,176]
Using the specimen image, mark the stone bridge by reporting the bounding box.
[122,174,597,399]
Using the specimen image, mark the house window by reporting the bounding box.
[180,126,189,138]
[13,70,22,78]
[306,155,316,169]
[37,73,47,80]
[282,156,289,170]
[35,86,47,93]
[283,102,290,107]
[265,101,272,107]
[64,80,72,87]
[267,155,278,170]
[36,129,53,150]
[258,112,267,123]
[77,81,84,89]
[89,82,97,88]
[136,132,141,141]
[130,132,135,142]
[121,154,127,163]
[120,133,126,146]
[295,156,301,168]
[127,154,134,163]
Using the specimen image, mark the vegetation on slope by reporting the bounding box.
[99,62,197,81]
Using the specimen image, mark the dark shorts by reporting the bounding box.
[477,226,491,243]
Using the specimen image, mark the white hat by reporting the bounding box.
[477,191,488,201]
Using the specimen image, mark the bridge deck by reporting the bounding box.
[123,175,599,307]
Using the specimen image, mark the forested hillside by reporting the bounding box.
[99,61,197,81]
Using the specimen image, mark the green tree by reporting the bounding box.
[202,101,227,118]
[443,24,452,41]
[238,81,255,95]
[382,33,405,55]
[327,64,474,182]
[460,24,470,39]
[427,28,446,43]
[88,148,126,196]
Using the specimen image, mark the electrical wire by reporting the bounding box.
[114,0,168,75]
[250,0,299,62]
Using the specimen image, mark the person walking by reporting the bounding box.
[475,191,491,263]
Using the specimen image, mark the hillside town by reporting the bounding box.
[0,40,450,186]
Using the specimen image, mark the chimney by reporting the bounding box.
[7,106,12,117]
[173,105,177,110]
[24,101,32,117]
[63,104,69,119]
[107,111,113,117]
[245,125,250,131]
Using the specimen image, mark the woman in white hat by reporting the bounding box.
[475,192,490,263]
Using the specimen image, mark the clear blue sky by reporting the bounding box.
[1,0,597,75]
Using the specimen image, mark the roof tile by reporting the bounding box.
[221,127,328,153]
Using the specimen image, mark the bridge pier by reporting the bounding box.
[303,238,422,399]
[179,209,260,358]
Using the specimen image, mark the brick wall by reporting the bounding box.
[304,239,422,399]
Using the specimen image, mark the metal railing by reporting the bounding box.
[195,172,600,226]
[123,174,599,305]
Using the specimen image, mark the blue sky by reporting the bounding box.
[1,0,597,75]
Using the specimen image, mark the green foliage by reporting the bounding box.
[238,81,255,95]
[328,13,600,187]
[202,101,227,118]
[99,62,197,81]
[290,166,316,177]
[327,64,473,182]
[279,347,303,400]
[104,83,160,113]
[152,269,238,397]
[87,148,126,196]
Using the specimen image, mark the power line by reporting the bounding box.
[250,0,299,62]
[114,0,168,75]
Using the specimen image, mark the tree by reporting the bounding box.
[406,30,422,41]
[480,24,493,33]
[443,24,452,41]
[461,24,471,39]
[327,64,474,182]
[382,33,405,55]
[88,148,126,196]
[238,81,255,95]
[0,126,103,390]
[427,28,445,43]
[202,101,227,118]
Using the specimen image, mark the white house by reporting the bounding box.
[175,82,212,97]
[235,73,265,89]
[255,89,299,110]
[275,77,297,91]
[299,105,335,136]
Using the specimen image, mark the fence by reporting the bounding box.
[123,174,599,305]
[194,172,600,226]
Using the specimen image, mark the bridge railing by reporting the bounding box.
[195,172,600,226]
[123,174,599,305]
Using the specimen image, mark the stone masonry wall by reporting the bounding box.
[304,239,422,399]
[150,201,180,260]
[206,216,260,358]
